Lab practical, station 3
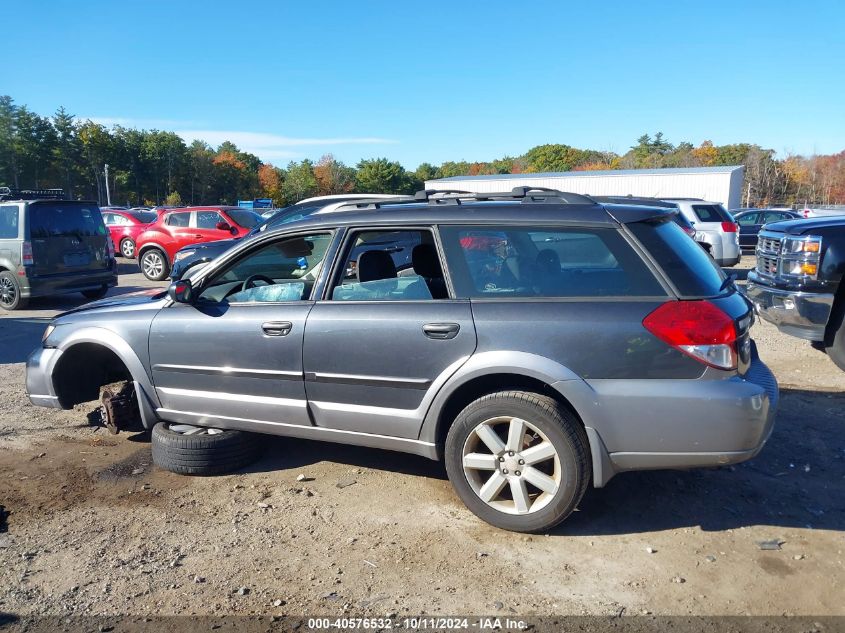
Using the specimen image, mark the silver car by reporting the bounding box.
[26,189,778,532]
[664,199,742,267]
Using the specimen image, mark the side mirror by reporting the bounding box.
[216,221,232,232]
[167,279,194,304]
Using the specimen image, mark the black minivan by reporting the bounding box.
[0,190,117,310]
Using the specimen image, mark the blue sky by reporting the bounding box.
[3,0,843,168]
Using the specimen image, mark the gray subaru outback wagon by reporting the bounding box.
[26,188,778,532]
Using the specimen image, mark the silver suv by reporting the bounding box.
[26,188,778,532]
[0,189,117,310]
[663,198,741,266]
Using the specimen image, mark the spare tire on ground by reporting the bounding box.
[151,422,262,475]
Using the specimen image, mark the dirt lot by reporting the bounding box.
[0,257,843,620]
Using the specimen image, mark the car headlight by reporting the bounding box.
[783,235,822,254]
[781,235,822,279]
[174,249,196,262]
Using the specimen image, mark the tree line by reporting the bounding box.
[1,95,843,209]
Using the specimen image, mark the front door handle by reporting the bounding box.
[423,322,460,340]
[262,321,292,337]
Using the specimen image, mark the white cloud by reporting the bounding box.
[81,117,399,163]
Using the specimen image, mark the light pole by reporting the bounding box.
[104,163,111,206]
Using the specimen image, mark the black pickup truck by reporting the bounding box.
[746,216,845,371]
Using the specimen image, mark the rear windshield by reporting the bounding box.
[692,204,732,223]
[227,209,263,229]
[128,210,156,223]
[628,219,727,297]
[440,225,666,298]
[29,203,106,239]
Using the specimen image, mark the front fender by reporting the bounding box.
[55,327,161,429]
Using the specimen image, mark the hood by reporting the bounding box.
[55,288,168,321]
[764,216,845,234]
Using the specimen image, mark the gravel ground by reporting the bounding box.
[0,256,843,619]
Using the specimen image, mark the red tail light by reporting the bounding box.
[803,209,811,218]
[721,222,738,233]
[643,301,738,370]
[21,241,34,266]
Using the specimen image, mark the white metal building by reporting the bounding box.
[425,165,745,209]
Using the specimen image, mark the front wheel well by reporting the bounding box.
[434,373,585,451]
[53,343,133,408]
[824,282,845,346]
[138,244,168,263]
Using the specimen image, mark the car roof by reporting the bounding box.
[259,198,673,235]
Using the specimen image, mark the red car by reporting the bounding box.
[135,206,263,280]
[101,209,158,259]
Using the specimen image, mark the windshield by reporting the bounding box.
[226,209,263,229]
[128,210,156,224]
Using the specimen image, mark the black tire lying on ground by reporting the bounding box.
[151,422,262,475]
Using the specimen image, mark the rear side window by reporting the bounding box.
[440,226,665,298]
[628,219,726,297]
[0,205,19,238]
[692,204,732,223]
[166,212,190,227]
[29,204,106,238]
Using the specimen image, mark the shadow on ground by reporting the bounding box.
[242,387,844,535]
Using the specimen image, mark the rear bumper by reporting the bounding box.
[566,346,779,486]
[745,280,834,341]
[21,267,118,299]
[25,346,64,408]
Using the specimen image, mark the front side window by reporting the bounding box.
[166,212,190,227]
[440,225,665,298]
[196,211,224,229]
[197,232,333,304]
[330,229,448,301]
[736,213,760,226]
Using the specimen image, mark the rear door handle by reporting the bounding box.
[262,321,292,337]
[423,322,460,340]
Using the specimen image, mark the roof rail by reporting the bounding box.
[413,189,473,201]
[0,186,66,201]
[330,188,597,212]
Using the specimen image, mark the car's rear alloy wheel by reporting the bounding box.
[445,391,590,533]
[140,249,169,281]
[151,422,262,475]
[120,238,136,258]
[0,271,28,311]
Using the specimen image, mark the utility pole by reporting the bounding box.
[104,164,111,206]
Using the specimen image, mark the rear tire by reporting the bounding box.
[120,238,136,259]
[82,285,109,300]
[151,422,262,475]
[140,248,170,281]
[0,271,28,311]
[444,390,590,533]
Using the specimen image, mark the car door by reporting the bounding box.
[302,226,476,440]
[736,212,762,249]
[148,230,335,430]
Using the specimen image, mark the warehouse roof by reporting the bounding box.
[429,165,744,182]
